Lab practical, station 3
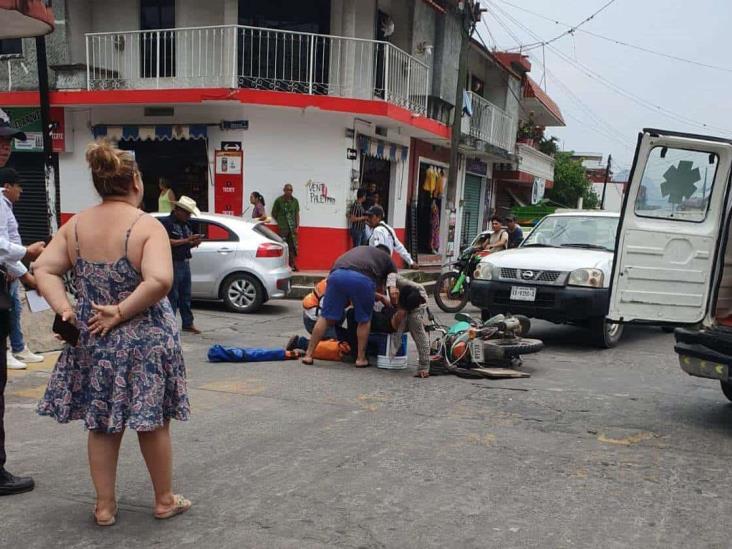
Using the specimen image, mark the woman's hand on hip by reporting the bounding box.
[89,303,124,337]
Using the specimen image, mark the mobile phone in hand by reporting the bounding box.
[52,314,80,346]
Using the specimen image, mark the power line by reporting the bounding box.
[495,0,732,73]
[517,0,618,51]
[487,1,732,136]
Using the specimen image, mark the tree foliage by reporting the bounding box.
[546,151,599,209]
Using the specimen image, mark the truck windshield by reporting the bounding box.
[522,216,619,251]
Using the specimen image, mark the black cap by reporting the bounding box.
[0,168,20,185]
[366,205,385,218]
[0,109,26,140]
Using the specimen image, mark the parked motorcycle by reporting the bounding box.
[433,245,488,313]
[427,311,543,376]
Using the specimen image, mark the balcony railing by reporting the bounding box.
[516,142,555,182]
[464,91,517,153]
[85,25,429,116]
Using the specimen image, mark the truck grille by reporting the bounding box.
[499,268,563,285]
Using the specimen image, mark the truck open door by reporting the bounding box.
[608,129,732,325]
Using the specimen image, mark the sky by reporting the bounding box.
[476,0,732,176]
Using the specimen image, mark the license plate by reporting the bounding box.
[510,286,536,302]
[470,339,484,363]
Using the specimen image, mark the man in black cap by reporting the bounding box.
[0,108,45,495]
[366,205,415,267]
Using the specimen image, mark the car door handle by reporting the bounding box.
[217,247,233,254]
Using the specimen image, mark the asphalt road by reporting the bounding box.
[2,299,731,548]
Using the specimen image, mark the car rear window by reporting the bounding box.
[253,223,284,243]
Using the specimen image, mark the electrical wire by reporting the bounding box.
[487,1,732,136]
[517,0,618,51]
[495,0,732,74]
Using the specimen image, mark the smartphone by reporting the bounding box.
[53,314,80,346]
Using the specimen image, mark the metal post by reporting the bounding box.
[600,154,612,210]
[307,34,315,95]
[405,60,411,110]
[35,35,58,234]
[383,43,390,102]
[85,35,90,90]
[155,30,161,88]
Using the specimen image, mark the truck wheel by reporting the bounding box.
[721,381,732,402]
[591,317,624,348]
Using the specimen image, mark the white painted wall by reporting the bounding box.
[59,104,411,231]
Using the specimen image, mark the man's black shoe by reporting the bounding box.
[0,469,35,495]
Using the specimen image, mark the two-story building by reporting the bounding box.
[0,0,565,269]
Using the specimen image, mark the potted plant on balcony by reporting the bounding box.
[517,113,543,147]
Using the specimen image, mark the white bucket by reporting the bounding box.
[376,354,408,370]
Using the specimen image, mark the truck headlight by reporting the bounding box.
[474,262,494,280]
[568,268,604,288]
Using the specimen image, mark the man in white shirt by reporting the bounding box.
[0,109,46,496]
[366,205,415,268]
[0,168,44,369]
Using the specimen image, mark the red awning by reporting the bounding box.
[524,77,565,127]
[0,0,54,39]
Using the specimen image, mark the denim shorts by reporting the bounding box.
[321,269,376,324]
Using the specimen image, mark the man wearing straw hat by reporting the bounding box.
[160,195,202,334]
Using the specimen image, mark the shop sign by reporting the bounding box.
[4,107,66,153]
[346,148,357,160]
[220,120,249,130]
[466,158,488,176]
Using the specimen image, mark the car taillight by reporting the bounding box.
[256,243,284,258]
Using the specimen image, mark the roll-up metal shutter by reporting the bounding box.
[6,152,51,244]
[461,174,482,247]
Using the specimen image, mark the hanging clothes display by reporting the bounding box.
[416,162,447,256]
[430,199,440,253]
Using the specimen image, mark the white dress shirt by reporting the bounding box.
[0,191,26,277]
[369,222,414,267]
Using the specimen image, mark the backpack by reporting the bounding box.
[302,278,327,313]
[312,340,351,361]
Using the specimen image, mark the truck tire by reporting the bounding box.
[591,317,624,348]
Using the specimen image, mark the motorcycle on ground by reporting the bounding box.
[426,311,543,378]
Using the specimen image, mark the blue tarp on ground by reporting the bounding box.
[208,345,286,363]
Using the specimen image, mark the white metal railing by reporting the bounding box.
[465,91,517,153]
[85,25,429,115]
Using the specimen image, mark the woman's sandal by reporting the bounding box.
[355,360,370,368]
[301,356,314,365]
[154,494,192,520]
[94,505,118,527]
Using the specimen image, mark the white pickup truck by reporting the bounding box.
[470,211,623,348]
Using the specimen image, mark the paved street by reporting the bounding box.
[2,299,732,548]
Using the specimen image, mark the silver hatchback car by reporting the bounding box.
[153,212,291,313]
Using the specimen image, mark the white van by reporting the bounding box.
[608,128,732,400]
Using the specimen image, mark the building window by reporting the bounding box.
[0,38,23,58]
[140,0,175,78]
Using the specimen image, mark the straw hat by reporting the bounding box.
[172,195,200,217]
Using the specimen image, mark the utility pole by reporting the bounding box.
[600,154,612,210]
[446,1,482,256]
[35,34,58,234]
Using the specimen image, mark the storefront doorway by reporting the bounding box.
[461,173,483,248]
[416,159,448,255]
[118,139,209,213]
[360,155,392,220]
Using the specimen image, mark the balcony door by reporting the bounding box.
[140,0,175,79]
[238,0,330,93]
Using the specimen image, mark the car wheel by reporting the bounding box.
[222,273,264,313]
[591,317,624,348]
[721,381,732,402]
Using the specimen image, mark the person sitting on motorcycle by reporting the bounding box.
[482,217,508,253]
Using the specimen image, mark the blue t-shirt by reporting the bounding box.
[159,213,193,261]
[507,226,524,249]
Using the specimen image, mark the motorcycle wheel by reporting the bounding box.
[434,271,470,313]
[484,337,544,357]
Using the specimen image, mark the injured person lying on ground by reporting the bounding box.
[288,277,431,376]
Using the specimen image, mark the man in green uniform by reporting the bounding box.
[271,183,300,271]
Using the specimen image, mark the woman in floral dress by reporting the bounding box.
[34,141,191,526]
